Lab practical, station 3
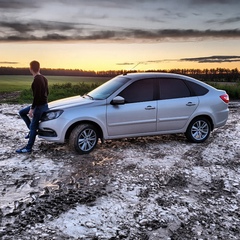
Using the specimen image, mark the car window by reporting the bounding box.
[158,78,191,99]
[87,76,129,100]
[186,81,209,96]
[119,79,154,103]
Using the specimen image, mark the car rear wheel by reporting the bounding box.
[69,124,98,154]
[185,117,211,143]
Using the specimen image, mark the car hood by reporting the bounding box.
[48,96,92,109]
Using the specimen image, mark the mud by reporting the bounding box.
[0,102,240,239]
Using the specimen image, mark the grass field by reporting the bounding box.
[0,75,239,103]
[0,75,110,93]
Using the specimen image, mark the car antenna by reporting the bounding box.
[123,62,141,75]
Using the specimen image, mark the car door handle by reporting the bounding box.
[145,106,156,110]
[186,102,196,106]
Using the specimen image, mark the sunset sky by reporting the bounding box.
[0,0,240,71]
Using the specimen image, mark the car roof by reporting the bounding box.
[121,72,192,81]
[120,72,214,90]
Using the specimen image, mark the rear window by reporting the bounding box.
[186,81,209,96]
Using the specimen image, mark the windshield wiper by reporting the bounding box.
[83,94,94,100]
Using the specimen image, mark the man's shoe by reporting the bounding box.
[16,147,32,153]
[25,132,30,139]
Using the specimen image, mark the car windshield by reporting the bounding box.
[86,76,129,100]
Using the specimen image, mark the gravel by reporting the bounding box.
[0,102,240,239]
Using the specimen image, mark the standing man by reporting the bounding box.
[16,60,49,153]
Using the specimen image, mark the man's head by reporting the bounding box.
[30,60,40,74]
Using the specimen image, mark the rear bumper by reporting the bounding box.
[214,108,229,128]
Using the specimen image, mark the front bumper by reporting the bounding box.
[38,118,68,143]
[38,128,57,137]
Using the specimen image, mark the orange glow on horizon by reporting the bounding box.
[0,41,240,72]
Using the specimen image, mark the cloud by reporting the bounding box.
[1,1,240,43]
[220,17,240,24]
[0,0,38,9]
[116,56,240,67]
[206,16,240,25]
[116,59,177,67]
[0,20,82,34]
[1,19,240,42]
[127,28,240,41]
[181,55,240,63]
[0,61,19,64]
[116,62,135,66]
[144,17,166,24]
[190,0,240,5]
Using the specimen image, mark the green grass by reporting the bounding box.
[209,82,240,99]
[0,75,110,103]
[19,82,102,103]
[0,75,32,92]
[0,75,109,93]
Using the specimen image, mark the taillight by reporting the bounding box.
[220,94,229,104]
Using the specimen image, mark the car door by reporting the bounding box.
[106,78,157,136]
[157,78,199,131]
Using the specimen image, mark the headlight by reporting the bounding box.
[41,110,63,121]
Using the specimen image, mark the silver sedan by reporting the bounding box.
[39,73,229,154]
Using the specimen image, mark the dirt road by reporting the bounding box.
[0,102,240,239]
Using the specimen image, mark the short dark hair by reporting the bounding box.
[30,60,40,73]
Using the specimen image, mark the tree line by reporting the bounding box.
[0,67,239,82]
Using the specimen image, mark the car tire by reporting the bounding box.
[185,117,211,143]
[69,124,98,154]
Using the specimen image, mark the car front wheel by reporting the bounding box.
[69,124,98,154]
[185,117,211,143]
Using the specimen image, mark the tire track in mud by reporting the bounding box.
[1,188,105,238]
[0,153,113,239]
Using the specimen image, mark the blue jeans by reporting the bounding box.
[19,104,48,150]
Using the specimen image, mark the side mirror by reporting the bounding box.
[111,96,125,105]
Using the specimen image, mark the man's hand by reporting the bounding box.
[29,108,34,118]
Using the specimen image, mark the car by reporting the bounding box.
[38,72,229,154]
